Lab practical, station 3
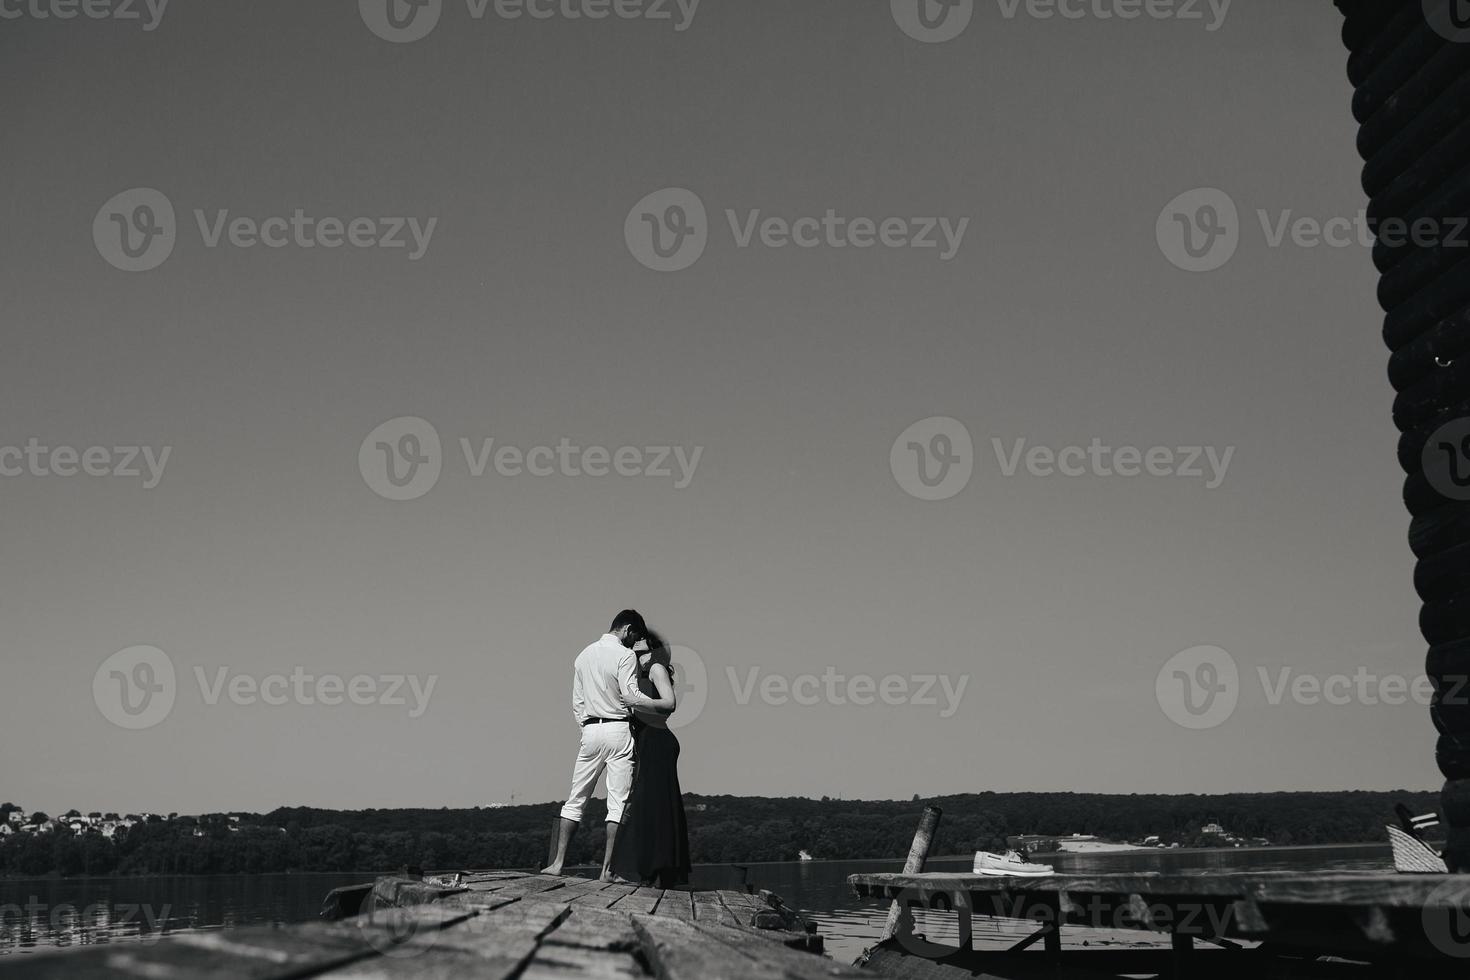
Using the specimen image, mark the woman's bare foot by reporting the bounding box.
[540,864,564,876]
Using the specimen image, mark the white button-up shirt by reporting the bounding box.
[571,633,650,725]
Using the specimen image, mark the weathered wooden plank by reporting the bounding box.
[650,889,694,921]
[608,887,663,915]
[524,877,611,905]
[630,912,766,980]
[633,913,862,980]
[439,890,521,912]
[571,882,639,909]
[692,892,740,927]
[518,942,645,980]
[540,905,642,951]
[850,871,1469,905]
[0,924,375,980]
[483,874,575,901]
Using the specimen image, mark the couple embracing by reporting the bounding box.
[542,610,692,886]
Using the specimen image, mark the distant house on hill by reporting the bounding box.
[1202,823,1226,835]
[6,811,23,825]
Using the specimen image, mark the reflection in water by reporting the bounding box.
[1,845,1393,964]
[0,873,378,955]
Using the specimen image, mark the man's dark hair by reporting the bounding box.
[609,609,647,639]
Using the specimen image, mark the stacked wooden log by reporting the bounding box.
[1335,0,1470,871]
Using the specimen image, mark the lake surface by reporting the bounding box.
[0,843,1395,965]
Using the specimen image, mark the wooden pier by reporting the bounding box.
[4,871,866,979]
[849,870,1470,978]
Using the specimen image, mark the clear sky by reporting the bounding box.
[0,0,1440,816]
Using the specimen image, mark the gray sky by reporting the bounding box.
[1,0,1440,816]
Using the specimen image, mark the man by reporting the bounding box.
[543,609,665,881]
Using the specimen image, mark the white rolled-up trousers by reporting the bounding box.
[559,721,635,825]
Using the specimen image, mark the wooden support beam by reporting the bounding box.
[879,805,943,944]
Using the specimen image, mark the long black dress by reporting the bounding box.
[611,674,691,887]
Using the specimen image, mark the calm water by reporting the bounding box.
[0,844,1394,965]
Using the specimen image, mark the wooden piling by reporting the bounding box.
[879,804,942,943]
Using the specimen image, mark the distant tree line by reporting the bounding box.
[0,791,1437,876]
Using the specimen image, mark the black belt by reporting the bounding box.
[582,716,630,726]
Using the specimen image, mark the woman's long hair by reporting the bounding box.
[641,628,675,683]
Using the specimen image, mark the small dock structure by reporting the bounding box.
[5,871,864,979]
[849,869,1470,978]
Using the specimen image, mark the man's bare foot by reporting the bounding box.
[540,865,564,876]
[599,871,616,883]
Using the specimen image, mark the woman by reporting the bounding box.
[610,632,691,888]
